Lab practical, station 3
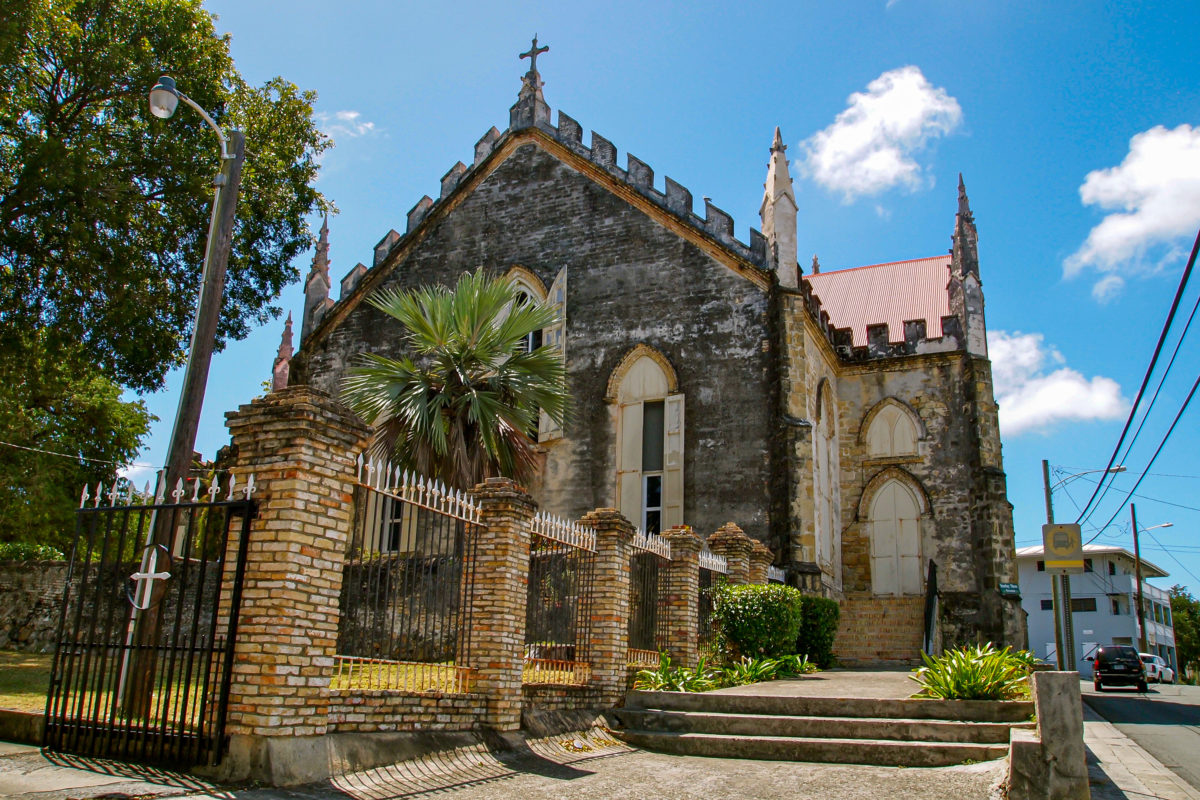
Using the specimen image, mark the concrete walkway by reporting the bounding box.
[0,669,1191,800]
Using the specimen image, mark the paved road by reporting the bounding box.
[1081,680,1200,791]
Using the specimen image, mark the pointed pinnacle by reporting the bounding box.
[957,173,971,216]
[771,126,786,152]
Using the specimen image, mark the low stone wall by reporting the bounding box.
[522,684,603,714]
[0,562,68,652]
[834,595,924,665]
[327,690,487,733]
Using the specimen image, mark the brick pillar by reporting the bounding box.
[707,523,753,585]
[661,525,703,667]
[222,388,370,774]
[465,478,533,732]
[581,508,634,707]
[748,540,774,585]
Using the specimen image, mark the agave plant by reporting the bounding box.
[911,643,1030,701]
[341,269,569,490]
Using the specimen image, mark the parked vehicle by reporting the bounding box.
[1089,645,1147,692]
[1139,653,1175,684]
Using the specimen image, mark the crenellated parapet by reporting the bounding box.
[348,108,771,305]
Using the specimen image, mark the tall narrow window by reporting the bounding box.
[613,349,684,532]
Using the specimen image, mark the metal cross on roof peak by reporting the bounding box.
[520,35,549,75]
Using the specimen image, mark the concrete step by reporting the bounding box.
[615,708,1029,744]
[625,690,1034,723]
[615,729,1009,767]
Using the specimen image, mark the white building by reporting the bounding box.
[1016,544,1178,676]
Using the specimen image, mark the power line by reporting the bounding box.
[1085,371,1200,545]
[1075,227,1200,525]
[1062,471,1200,513]
[1145,529,1200,586]
[0,439,155,469]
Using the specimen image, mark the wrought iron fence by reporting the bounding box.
[44,475,254,767]
[627,530,671,667]
[698,547,727,660]
[524,512,596,685]
[767,565,787,583]
[337,459,480,693]
[923,560,939,656]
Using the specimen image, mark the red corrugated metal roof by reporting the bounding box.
[804,255,952,347]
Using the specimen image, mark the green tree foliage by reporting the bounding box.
[796,595,840,668]
[0,0,328,545]
[0,340,152,550]
[0,0,330,390]
[1169,585,1199,682]
[341,270,569,491]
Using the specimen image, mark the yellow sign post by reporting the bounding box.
[1042,523,1084,573]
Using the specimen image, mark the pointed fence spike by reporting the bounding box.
[94,482,103,508]
[226,474,238,501]
[356,452,363,482]
[153,469,167,504]
[245,473,255,499]
[191,478,202,503]
[208,478,220,501]
[79,484,89,508]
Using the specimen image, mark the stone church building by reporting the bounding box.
[285,49,1025,661]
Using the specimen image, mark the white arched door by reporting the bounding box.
[869,479,922,595]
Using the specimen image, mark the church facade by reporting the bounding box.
[287,52,1025,661]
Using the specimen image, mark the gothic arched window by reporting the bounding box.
[865,401,919,458]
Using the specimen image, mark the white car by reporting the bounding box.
[1139,653,1175,684]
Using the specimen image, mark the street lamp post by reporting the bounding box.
[1042,460,1126,670]
[1130,503,1172,653]
[148,76,246,495]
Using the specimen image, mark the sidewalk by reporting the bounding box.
[1083,703,1200,800]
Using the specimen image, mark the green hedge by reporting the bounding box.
[0,541,65,561]
[796,595,840,668]
[711,583,804,659]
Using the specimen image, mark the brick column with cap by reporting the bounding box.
[580,508,634,707]
[660,525,703,666]
[220,386,371,784]
[465,478,534,732]
[748,540,775,585]
[707,522,753,585]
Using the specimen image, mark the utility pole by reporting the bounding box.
[1043,460,1068,670]
[1132,503,1148,653]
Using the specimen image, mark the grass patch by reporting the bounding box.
[0,651,51,712]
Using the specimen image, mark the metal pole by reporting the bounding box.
[1043,460,1067,670]
[1133,503,1148,653]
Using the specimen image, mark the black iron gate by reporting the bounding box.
[44,477,254,766]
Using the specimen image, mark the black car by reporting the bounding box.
[1090,645,1148,692]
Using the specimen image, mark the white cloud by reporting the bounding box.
[315,110,378,142]
[1065,125,1200,294]
[1091,274,1125,303]
[989,330,1127,435]
[801,66,962,201]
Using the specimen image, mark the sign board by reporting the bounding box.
[1043,523,1084,573]
[999,582,1021,597]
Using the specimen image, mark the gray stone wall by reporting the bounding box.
[0,561,68,651]
[293,143,775,541]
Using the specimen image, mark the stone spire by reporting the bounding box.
[301,215,334,342]
[272,312,293,391]
[760,126,799,288]
[510,35,551,130]
[948,175,986,357]
[951,173,979,279]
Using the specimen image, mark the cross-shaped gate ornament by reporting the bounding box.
[128,544,172,610]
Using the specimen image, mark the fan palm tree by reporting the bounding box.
[341,269,568,490]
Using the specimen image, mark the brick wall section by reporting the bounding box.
[581,509,633,708]
[834,595,924,666]
[660,525,702,667]
[748,540,774,585]
[707,523,752,585]
[522,685,603,715]
[223,386,371,737]
[465,478,533,732]
[327,690,487,733]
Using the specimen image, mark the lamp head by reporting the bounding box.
[149,76,179,119]
[1110,465,1127,473]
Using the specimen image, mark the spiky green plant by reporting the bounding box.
[341,269,569,490]
[910,643,1030,701]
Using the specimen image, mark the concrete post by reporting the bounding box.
[748,540,775,585]
[220,387,371,784]
[581,508,634,707]
[465,478,534,732]
[707,523,753,585]
[660,525,703,667]
[1008,671,1089,800]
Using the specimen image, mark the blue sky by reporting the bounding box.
[124,0,1200,596]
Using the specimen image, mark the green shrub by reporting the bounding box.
[0,542,65,561]
[634,653,721,692]
[910,643,1035,700]
[796,595,840,668]
[711,583,803,659]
